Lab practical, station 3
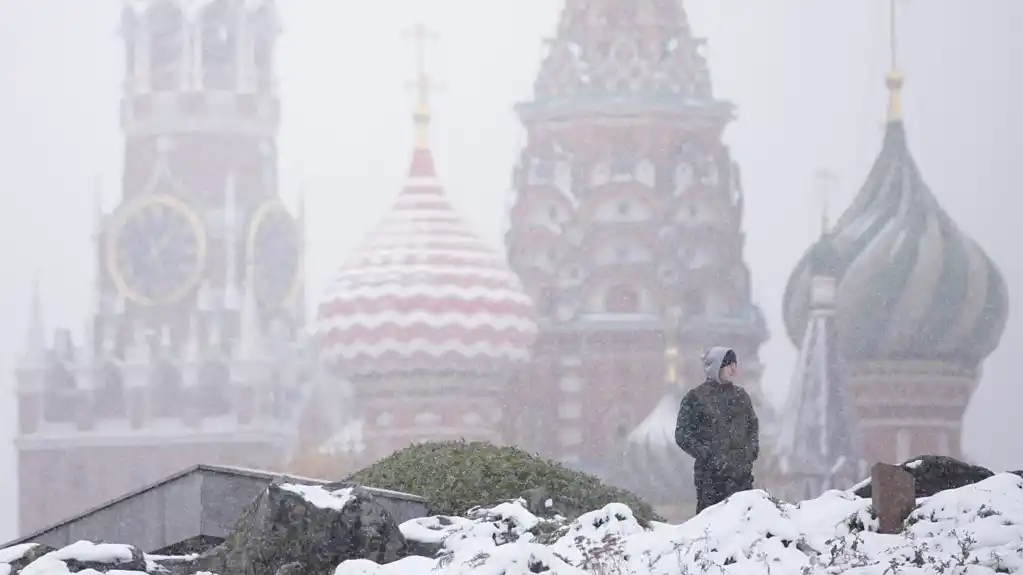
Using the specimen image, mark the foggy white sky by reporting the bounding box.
[1,0,1021,540]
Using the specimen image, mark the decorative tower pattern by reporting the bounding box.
[14,0,312,536]
[316,24,537,464]
[770,223,865,502]
[781,5,1009,466]
[504,0,768,466]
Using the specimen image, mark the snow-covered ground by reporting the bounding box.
[3,473,1021,574]
[343,472,1023,575]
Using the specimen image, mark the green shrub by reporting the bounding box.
[346,440,661,522]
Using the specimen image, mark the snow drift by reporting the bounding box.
[3,473,1021,574]
[344,472,1023,575]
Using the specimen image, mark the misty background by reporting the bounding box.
[1,0,1020,540]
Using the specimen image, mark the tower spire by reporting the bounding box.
[22,274,46,362]
[405,22,439,150]
[814,169,839,235]
[664,308,681,386]
[885,0,905,122]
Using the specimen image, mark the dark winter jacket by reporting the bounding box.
[674,346,760,477]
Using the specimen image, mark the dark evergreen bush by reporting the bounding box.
[346,440,660,522]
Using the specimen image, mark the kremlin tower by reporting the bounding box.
[316,25,537,464]
[780,10,1009,470]
[14,0,311,535]
[504,0,768,470]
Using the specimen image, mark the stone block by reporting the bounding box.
[871,462,916,534]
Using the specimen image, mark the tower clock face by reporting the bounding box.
[248,199,303,309]
[106,194,207,306]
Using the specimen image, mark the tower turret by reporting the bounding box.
[504,0,767,467]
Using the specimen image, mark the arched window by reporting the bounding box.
[605,285,639,313]
[148,0,184,91]
[201,0,237,90]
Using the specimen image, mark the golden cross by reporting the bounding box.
[664,307,681,385]
[885,0,907,121]
[403,22,441,148]
[404,22,440,113]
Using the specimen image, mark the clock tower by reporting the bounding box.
[14,0,313,536]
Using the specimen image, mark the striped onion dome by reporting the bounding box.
[783,72,1008,368]
[317,141,537,377]
[609,387,695,505]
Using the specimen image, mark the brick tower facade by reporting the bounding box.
[503,0,768,468]
[14,0,311,535]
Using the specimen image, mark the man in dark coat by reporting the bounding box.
[675,346,760,513]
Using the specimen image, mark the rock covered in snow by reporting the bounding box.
[1,541,148,574]
[854,455,998,498]
[340,473,1023,574]
[399,496,566,560]
[185,480,410,574]
[0,544,51,574]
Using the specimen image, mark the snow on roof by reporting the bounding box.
[338,473,1023,574]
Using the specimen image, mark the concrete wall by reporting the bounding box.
[9,465,429,554]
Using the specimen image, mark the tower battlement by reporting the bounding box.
[14,323,309,445]
[119,0,280,137]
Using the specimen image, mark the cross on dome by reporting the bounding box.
[886,0,906,121]
[404,22,442,150]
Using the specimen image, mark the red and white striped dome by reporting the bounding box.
[317,146,537,377]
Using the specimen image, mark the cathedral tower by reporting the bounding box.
[504,0,768,465]
[781,7,1009,466]
[315,25,536,464]
[15,0,310,535]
